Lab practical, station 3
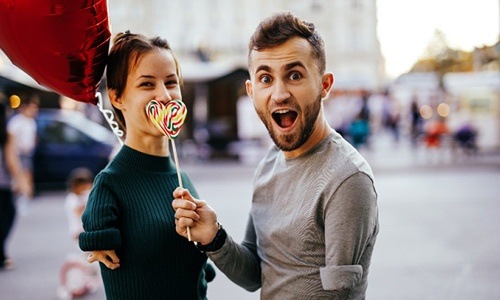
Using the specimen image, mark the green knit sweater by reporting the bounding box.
[79,145,211,299]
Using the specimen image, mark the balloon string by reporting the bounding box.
[171,139,193,243]
[96,92,124,145]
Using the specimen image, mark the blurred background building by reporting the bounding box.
[105,0,386,157]
[0,0,498,158]
[107,0,386,91]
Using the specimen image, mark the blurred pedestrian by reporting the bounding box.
[383,92,401,143]
[410,95,422,146]
[78,31,214,299]
[453,121,478,155]
[349,90,371,149]
[64,168,94,242]
[7,93,39,212]
[173,12,378,299]
[0,101,33,270]
[57,167,100,299]
[349,111,370,149]
[424,117,449,148]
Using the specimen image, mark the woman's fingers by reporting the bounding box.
[87,251,121,270]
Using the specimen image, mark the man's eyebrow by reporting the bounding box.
[255,62,305,73]
[255,65,271,73]
[284,61,305,70]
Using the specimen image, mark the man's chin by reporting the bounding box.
[272,133,301,152]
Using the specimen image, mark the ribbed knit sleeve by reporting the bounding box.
[79,172,122,251]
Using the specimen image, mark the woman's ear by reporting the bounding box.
[108,89,124,109]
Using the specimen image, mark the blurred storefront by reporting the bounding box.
[443,71,500,150]
[181,61,249,158]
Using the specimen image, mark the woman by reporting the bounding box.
[78,32,214,299]
[0,101,32,270]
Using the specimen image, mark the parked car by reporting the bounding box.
[33,109,120,190]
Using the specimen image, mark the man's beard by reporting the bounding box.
[257,94,322,152]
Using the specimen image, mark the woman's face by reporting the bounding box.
[111,48,182,139]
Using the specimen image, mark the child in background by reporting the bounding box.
[64,168,94,241]
[58,167,100,300]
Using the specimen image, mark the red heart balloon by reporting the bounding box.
[0,0,111,105]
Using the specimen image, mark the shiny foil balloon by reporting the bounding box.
[0,0,111,104]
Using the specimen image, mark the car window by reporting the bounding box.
[39,120,93,144]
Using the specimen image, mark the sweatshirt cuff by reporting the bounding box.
[79,228,122,251]
[320,264,363,291]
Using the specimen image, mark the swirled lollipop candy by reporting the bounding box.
[146,99,193,241]
[146,99,187,139]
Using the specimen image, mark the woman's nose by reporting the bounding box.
[155,85,173,102]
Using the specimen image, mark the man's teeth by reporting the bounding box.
[275,109,290,114]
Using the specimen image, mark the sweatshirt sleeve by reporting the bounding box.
[320,172,378,292]
[207,215,262,292]
[79,172,121,251]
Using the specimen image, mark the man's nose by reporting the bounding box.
[271,80,290,103]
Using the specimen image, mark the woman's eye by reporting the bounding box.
[139,81,154,87]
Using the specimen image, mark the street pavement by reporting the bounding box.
[1,132,499,300]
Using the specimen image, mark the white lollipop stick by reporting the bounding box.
[145,100,193,242]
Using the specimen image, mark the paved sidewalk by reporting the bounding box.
[360,135,500,173]
[1,132,499,300]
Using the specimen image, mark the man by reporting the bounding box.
[173,12,379,299]
[7,94,39,203]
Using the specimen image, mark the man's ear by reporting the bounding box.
[321,72,335,99]
[245,79,253,100]
[108,89,124,109]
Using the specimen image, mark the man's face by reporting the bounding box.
[24,102,39,118]
[246,37,330,153]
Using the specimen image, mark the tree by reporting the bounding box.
[410,29,474,86]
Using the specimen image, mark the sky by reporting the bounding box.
[376,0,499,78]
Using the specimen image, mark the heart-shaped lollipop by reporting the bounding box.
[146,99,187,139]
[145,99,193,241]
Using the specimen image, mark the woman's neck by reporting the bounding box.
[124,133,170,157]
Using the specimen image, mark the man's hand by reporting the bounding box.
[87,250,120,270]
[172,187,219,245]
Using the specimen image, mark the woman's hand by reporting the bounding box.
[87,250,120,270]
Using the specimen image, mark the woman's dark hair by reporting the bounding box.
[105,31,182,132]
[248,12,326,75]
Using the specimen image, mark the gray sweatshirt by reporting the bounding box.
[209,131,379,299]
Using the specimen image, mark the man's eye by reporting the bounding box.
[260,76,271,84]
[290,72,302,80]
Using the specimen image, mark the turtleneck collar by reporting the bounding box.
[113,145,177,174]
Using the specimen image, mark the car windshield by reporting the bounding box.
[38,109,119,146]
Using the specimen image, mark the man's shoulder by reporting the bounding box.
[322,133,374,179]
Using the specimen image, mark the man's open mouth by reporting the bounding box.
[272,109,298,129]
